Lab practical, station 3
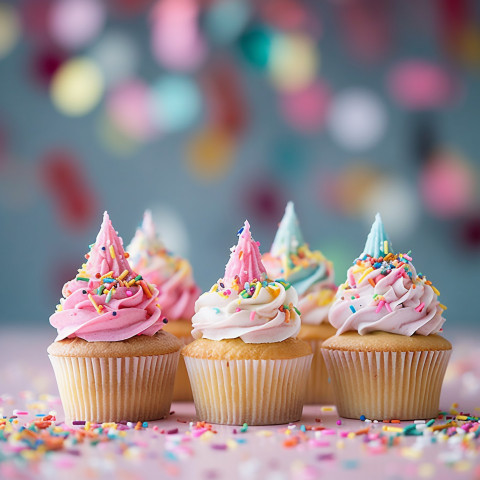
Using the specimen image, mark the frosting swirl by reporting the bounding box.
[127,210,200,321]
[329,252,446,336]
[192,280,301,343]
[50,212,164,342]
[191,220,301,344]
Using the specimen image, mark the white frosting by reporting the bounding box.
[298,283,336,326]
[329,258,445,336]
[191,282,301,343]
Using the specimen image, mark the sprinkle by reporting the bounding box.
[105,288,115,303]
[134,275,142,281]
[100,271,114,280]
[240,423,248,433]
[294,306,301,316]
[76,276,89,282]
[415,302,425,313]
[349,305,356,314]
[249,311,255,321]
[126,290,132,297]
[431,285,440,296]
[213,308,220,314]
[88,294,103,314]
[360,415,366,421]
[139,280,152,298]
[368,278,376,287]
[109,246,116,259]
[376,300,385,313]
[383,241,389,254]
[385,302,392,313]
[357,267,373,284]
[426,419,435,427]
[118,270,129,281]
[235,307,241,312]
[439,303,447,310]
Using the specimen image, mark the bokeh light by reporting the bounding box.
[327,88,387,151]
[151,0,206,71]
[362,177,420,240]
[97,114,139,156]
[150,75,202,133]
[239,27,273,70]
[279,80,330,133]
[51,57,104,116]
[388,60,460,109]
[0,4,20,60]
[106,79,154,141]
[269,33,318,92]
[420,150,476,218]
[30,47,67,88]
[204,0,250,45]
[91,30,139,86]
[49,0,106,50]
[186,126,235,182]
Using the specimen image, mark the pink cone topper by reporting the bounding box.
[86,211,132,278]
[224,220,267,286]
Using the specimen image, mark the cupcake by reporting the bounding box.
[48,212,182,423]
[262,202,337,404]
[322,213,451,420]
[127,210,200,401]
[183,220,312,425]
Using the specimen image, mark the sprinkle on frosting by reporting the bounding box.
[329,213,445,336]
[262,202,337,325]
[50,212,163,342]
[192,220,301,343]
[127,210,200,321]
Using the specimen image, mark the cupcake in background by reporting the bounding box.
[262,202,337,404]
[183,220,312,425]
[322,213,451,420]
[49,212,182,423]
[127,210,200,401]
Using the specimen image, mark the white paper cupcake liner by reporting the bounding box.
[322,348,451,420]
[184,355,312,425]
[49,351,180,423]
[304,339,335,405]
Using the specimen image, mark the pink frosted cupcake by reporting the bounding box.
[183,221,312,425]
[48,212,182,423]
[262,202,337,404]
[127,210,200,401]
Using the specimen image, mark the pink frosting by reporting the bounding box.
[329,253,445,336]
[50,212,164,342]
[127,210,200,321]
[224,220,267,286]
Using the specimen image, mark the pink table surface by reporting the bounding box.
[0,327,479,480]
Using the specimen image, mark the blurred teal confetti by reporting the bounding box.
[238,27,273,70]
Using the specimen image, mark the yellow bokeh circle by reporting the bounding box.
[51,57,104,116]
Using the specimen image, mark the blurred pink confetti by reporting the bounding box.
[106,79,155,141]
[150,0,206,71]
[420,150,476,218]
[49,0,106,50]
[279,80,330,133]
[387,60,460,109]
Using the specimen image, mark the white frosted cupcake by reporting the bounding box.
[322,214,451,420]
[262,202,337,404]
[183,220,312,425]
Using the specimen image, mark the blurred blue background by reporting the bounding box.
[1,0,479,335]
